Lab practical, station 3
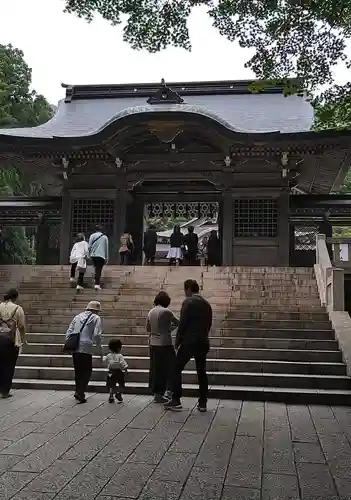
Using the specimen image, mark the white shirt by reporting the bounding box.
[104,352,128,371]
[70,241,89,268]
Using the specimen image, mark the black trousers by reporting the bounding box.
[0,338,19,395]
[185,251,197,266]
[72,353,92,397]
[119,251,129,265]
[106,369,125,392]
[144,251,155,265]
[70,262,84,286]
[91,257,105,285]
[172,342,209,404]
[149,345,175,395]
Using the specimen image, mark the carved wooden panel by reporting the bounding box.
[146,202,219,219]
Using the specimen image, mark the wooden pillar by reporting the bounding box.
[111,191,128,264]
[221,191,234,266]
[277,190,290,266]
[36,218,50,265]
[59,186,72,265]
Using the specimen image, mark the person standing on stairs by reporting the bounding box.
[69,233,89,291]
[167,225,183,266]
[119,229,134,265]
[165,279,212,413]
[0,288,26,399]
[147,291,179,403]
[88,225,109,290]
[65,300,102,404]
[183,226,199,266]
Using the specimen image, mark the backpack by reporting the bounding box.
[0,306,18,343]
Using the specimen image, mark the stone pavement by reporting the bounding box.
[0,392,351,499]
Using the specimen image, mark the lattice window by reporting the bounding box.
[234,199,278,237]
[71,199,114,242]
[294,226,318,250]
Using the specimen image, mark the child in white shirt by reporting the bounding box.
[104,339,128,403]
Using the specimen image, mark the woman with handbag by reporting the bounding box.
[0,288,26,399]
[69,233,89,291]
[64,300,102,403]
[119,229,134,265]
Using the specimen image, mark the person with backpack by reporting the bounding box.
[88,225,109,290]
[119,229,134,265]
[69,233,89,291]
[0,288,26,399]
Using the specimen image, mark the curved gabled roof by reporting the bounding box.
[0,79,314,139]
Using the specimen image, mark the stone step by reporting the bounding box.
[16,353,346,376]
[26,326,336,340]
[24,316,332,330]
[11,378,351,405]
[25,332,339,350]
[23,343,343,362]
[13,366,351,389]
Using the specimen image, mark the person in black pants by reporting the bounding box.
[65,300,102,403]
[183,226,199,265]
[0,288,26,398]
[164,279,212,413]
[88,226,109,290]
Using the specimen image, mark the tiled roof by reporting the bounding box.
[0,81,314,139]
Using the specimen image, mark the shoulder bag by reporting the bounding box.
[63,312,93,354]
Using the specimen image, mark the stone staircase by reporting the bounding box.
[2,264,350,404]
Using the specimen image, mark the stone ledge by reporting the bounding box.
[327,309,351,377]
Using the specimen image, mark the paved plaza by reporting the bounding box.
[0,392,351,499]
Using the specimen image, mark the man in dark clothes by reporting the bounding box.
[183,226,199,265]
[143,225,157,265]
[164,279,212,413]
[319,210,333,261]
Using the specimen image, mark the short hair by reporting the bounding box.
[76,233,85,242]
[4,288,19,301]
[109,339,122,353]
[184,279,199,294]
[95,224,103,232]
[188,226,194,233]
[154,291,171,308]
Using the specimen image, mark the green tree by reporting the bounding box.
[64,0,351,90]
[0,44,53,263]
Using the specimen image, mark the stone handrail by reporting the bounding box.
[314,233,345,311]
[327,236,351,266]
[315,234,351,376]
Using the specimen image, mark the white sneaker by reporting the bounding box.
[76,285,84,291]
[94,285,101,291]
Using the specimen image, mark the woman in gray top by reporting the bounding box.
[147,291,179,403]
[65,300,102,404]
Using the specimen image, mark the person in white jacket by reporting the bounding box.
[69,233,89,291]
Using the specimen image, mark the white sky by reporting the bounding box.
[1,0,350,105]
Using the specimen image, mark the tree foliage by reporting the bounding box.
[0,44,53,263]
[64,0,351,90]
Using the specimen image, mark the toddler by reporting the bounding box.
[104,339,128,403]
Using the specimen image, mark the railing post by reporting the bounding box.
[316,233,326,264]
[330,268,345,311]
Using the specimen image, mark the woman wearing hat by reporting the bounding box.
[65,300,102,403]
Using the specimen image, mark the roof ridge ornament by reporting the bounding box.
[147,78,184,105]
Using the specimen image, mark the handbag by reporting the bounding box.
[0,306,18,343]
[63,313,92,354]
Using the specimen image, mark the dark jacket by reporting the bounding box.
[175,294,212,348]
[184,233,199,254]
[170,231,183,248]
[143,229,157,255]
